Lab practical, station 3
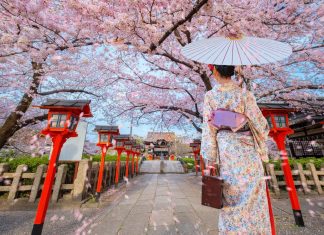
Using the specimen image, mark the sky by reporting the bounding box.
[86,117,199,143]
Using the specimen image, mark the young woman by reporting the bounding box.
[201,65,271,234]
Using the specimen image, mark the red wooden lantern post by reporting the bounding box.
[124,141,134,179]
[190,139,201,176]
[135,149,140,175]
[113,135,130,186]
[131,146,136,175]
[260,103,305,227]
[32,99,92,235]
[94,126,119,201]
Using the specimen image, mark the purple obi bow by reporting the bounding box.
[208,109,248,132]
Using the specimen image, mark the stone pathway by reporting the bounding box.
[140,160,184,174]
[0,173,323,235]
[140,161,161,173]
[162,161,184,173]
[91,174,217,235]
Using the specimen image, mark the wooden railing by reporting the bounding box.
[265,163,324,195]
[0,159,140,202]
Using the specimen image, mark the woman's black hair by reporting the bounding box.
[213,65,235,77]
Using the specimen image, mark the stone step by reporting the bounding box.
[140,160,184,174]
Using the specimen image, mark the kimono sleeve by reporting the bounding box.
[201,92,219,164]
[245,91,270,162]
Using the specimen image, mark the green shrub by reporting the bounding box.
[180,158,195,169]
[268,157,324,170]
[0,156,49,172]
[82,154,127,162]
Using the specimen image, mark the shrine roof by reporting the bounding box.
[94,125,119,131]
[35,99,93,117]
[145,132,176,142]
[124,140,136,145]
[114,134,131,140]
[41,99,91,108]
[257,102,292,110]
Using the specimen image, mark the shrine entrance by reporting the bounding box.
[144,132,176,160]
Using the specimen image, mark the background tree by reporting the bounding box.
[1,0,323,152]
[0,1,108,150]
[69,0,323,132]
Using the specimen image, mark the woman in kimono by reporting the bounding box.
[201,65,271,234]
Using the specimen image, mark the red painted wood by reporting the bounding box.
[273,133,301,211]
[266,182,276,235]
[96,147,107,193]
[193,153,198,176]
[115,149,122,184]
[131,153,135,175]
[136,156,139,174]
[200,155,205,176]
[125,152,131,178]
[34,134,65,225]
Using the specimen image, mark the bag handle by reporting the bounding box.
[206,161,220,176]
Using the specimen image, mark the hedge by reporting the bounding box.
[178,157,324,171]
[0,156,49,172]
[0,153,129,173]
[180,158,195,169]
[1,155,323,173]
[268,157,324,170]
[83,154,127,162]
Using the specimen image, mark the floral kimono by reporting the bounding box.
[201,83,271,234]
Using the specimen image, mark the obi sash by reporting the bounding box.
[208,109,249,132]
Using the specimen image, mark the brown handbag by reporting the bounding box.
[201,165,224,209]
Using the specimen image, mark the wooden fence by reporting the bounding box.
[0,160,138,202]
[265,162,324,195]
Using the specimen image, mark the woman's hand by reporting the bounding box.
[204,159,218,176]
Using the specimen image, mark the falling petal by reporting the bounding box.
[50,214,59,223]
[22,166,28,172]
[308,210,316,217]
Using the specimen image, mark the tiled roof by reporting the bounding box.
[41,99,91,108]
[113,134,131,140]
[124,140,136,146]
[145,132,176,142]
[94,125,119,131]
[257,102,292,110]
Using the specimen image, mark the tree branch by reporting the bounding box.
[258,84,324,99]
[149,0,209,51]
[19,114,48,128]
[37,89,99,97]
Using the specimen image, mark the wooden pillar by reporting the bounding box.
[307,163,323,194]
[8,164,26,200]
[266,164,280,196]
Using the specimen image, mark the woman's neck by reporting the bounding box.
[216,76,233,86]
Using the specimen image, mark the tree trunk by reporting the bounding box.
[0,62,43,150]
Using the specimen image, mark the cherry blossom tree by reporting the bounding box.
[68,0,323,132]
[0,0,323,152]
[0,1,108,150]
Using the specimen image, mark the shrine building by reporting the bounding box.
[144,132,176,159]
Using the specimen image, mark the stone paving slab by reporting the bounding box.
[0,173,323,235]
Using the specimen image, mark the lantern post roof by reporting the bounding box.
[258,102,295,113]
[124,140,135,146]
[190,139,201,147]
[34,99,93,117]
[94,125,119,134]
[113,134,131,141]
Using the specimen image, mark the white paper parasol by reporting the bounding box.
[181,36,292,65]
